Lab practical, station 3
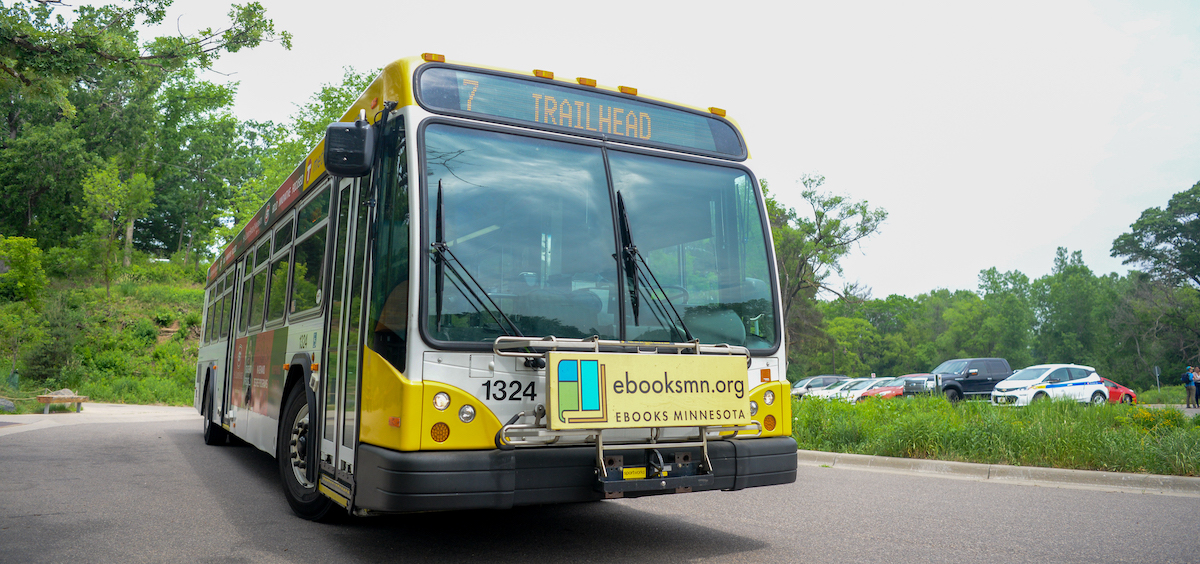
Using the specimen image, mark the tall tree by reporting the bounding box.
[79,159,153,296]
[1112,180,1200,287]
[0,0,290,255]
[0,0,291,118]
[217,67,378,244]
[763,176,887,350]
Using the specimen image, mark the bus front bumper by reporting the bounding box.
[353,436,798,513]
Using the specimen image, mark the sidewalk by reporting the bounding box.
[0,402,197,437]
[798,449,1200,497]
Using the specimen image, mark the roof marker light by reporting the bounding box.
[709,107,727,117]
[576,77,597,87]
[534,69,554,79]
[619,86,638,96]
[422,53,445,63]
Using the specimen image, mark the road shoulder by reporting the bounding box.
[798,449,1200,497]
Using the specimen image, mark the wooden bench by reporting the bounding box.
[37,395,88,414]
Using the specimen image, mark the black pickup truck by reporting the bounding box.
[906,358,1012,401]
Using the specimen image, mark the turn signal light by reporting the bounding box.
[431,422,450,442]
[311,363,319,372]
[764,415,777,432]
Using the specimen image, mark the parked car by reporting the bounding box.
[919,358,1013,401]
[859,376,923,401]
[1101,378,1137,404]
[990,364,1108,406]
[805,378,865,400]
[791,375,849,398]
[901,373,934,396]
[836,378,887,403]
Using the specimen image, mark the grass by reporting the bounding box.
[1136,385,1186,405]
[2,265,203,412]
[792,395,1200,476]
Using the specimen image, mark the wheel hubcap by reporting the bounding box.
[289,405,312,488]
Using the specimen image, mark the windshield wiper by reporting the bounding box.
[432,182,524,337]
[615,191,692,342]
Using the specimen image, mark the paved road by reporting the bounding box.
[1,405,1198,563]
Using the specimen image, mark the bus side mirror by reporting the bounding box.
[324,115,375,177]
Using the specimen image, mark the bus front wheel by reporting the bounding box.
[279,384,335,521]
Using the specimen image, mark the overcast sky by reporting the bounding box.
[146,0,1200,298]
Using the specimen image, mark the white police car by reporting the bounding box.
[991,364,1108,406]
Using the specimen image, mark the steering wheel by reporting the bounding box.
[657,285,689,306]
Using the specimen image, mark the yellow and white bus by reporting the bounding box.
[196,53,796,519]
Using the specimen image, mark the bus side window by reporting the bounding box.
[205,301,216,343]
[219,287,232,339]
[238,277,252,334]
[249,269,267,330]
[291,224,327,314]
[291,186,331,315]
[266,219,295,324]
[266,252,291,324]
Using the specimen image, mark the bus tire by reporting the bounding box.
[279,383,335,521]
[202,377,228,446]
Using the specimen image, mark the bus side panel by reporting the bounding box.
[229,327,287,456]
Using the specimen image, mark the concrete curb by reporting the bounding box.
[798,449,1200,496]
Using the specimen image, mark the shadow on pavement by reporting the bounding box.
[172,426,767,563]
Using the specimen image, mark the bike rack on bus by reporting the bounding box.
[492,335,761,495]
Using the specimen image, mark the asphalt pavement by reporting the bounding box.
[3,402,1197,495]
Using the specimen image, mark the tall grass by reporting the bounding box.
[792,396,1200,476]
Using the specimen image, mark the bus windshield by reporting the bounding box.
[421,123,776,348]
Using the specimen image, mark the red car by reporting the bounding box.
[1101,378,1137,404]
[857,376,916,401]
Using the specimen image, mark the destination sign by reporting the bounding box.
[417,67,744,158]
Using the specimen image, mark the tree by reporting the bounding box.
[1112,180,1200,287]
[217,67,378,244]
[0,0,291,118]
[79,159,154,297]
[0,300,41,372]
[0,1,290,255]
[0,235,46,305]
[1031,248,1116,367]
[763,175,887,346]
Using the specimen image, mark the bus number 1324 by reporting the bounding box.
[483,380,537,402]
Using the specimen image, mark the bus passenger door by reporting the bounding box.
[219,259,245,426]
[320,177,370,493]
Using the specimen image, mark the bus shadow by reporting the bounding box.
[173,428,769,563]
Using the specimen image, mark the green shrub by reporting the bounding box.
[21,294,84,381]
[152,309,175,327]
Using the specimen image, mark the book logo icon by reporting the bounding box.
[556,359,607,424]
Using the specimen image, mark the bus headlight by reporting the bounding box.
[459,404,476,423]
[433,392,451,411]
[750,400,759,416]
[764,390,775,406]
